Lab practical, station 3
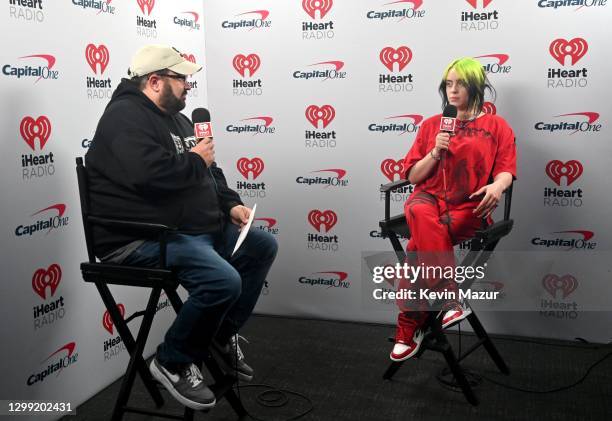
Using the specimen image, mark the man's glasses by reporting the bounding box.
[158,73,188,84]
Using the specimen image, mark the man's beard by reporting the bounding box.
[160,83,186,114]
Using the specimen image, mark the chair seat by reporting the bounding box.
[379,214,411,238]
[80,262,177,288]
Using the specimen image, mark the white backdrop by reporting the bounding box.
[1,0,612,418]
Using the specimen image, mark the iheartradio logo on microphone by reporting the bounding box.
[32,264,67,331]
[19,115,56,182]
[461,0,499,32]
[531,230,596,251]
[307,210,340,252]
[475,54,511,74]
[298,271,350,290]
[253,217,279,235]
[292,60,347,82]
[226,116,276,136]
[296,168,349,188]
[222,9,272,31]
[547,38,589,89]
[539,274,579,321]
[236,158,267,199]
[173,11,201,30]
[102,304,127,361]
[232,53,264,97]
[368,113,422,135]
[305,105,338,149]
[2,53,59,83]
[136,0,158,39]
[27,342,79,387]
[15,203,70,238]
[544,160,584,208]
[365,0,426,22]
[302,0,335,40]
[378,47,415,94]
[8,0,44,23]
[84,44,113,101]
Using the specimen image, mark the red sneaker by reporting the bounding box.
[441,300,472,329]
[390,312,427,362]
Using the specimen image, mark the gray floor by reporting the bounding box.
[66,315,612,421]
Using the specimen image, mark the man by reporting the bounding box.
[85,44,278,410]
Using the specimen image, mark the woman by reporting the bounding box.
[390,57,516,362]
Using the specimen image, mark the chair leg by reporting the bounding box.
[467,313,510,375]
[383,361,404,380]
[110,287,163,421]
[96,283,165,409]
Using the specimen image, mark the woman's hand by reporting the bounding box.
[434,132,451,156]
[470,181,505,218]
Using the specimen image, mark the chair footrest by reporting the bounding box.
[209,375,238,399]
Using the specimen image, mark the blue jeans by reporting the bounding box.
[122,224,277,368]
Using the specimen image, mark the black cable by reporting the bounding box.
[232,336,314,421]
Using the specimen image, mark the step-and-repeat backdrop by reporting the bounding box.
[1,0,611,417]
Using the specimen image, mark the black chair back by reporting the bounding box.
[76,157,96,263]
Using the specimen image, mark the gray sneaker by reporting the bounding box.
[149,357,216,410]
[212,334,254,381]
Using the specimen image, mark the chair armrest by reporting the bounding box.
[475,219,514,242]
[380,179,412,193]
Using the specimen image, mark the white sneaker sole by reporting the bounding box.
[149,360,216,410]
[441,308,472,329]
[389,331,424,362]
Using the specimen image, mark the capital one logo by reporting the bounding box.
[20,116,51,151]
[475,53,509,65]
[237,157,264,180]
[379,46,412,72]
[85,44,110,74]
[255,218,277,229]
[233,54,260,77]
[482,102,496,115]
[549,38,588,66]
[306,105,335,128]
[546,160,583,186]
[381,159,405,182]
[32,264,62,300]
[137,0,155,15]
[302,0,333,19]
[542,274,578,299]
[466,0,493,7]
[102,304,125,334]
[308,210,337,233]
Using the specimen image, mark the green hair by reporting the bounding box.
[438,57,495,115]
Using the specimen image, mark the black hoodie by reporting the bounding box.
[85,79,242,258]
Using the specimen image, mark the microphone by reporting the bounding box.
[440,104,457,133]
[192,107,214,139]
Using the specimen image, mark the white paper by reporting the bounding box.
[232,204,256,256]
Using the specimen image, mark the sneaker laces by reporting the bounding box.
[229,334,249,361]
[183,364,203,388]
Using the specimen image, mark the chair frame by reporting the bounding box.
[379,178,514,405]
[76,157,247,420]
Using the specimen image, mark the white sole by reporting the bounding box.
[149,360,216,410]
[389,332,424,362]
[442,309,472,329]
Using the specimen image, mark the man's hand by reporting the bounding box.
[191,137,215,167]
[230,205,251,229]
[470,181,505,218]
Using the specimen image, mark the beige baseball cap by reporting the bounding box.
[128,44,202,77]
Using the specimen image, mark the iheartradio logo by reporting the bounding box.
[85,44,110,74]
[233,54,260,77]
[20,116,51,151]
[542,274,578,299]
[379,46,412,72]
[305,105,335,128]
[102,304,125,335]
[482,102,496,115]
[466,0,494,8]
[237,157,264,180]
[32,264,62,300]
[302,0,333,19]
[380,159,406,182]
[546,160,583,186]
[308,210,337,233]
[137,0,155,15]
[549,38,588,66]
